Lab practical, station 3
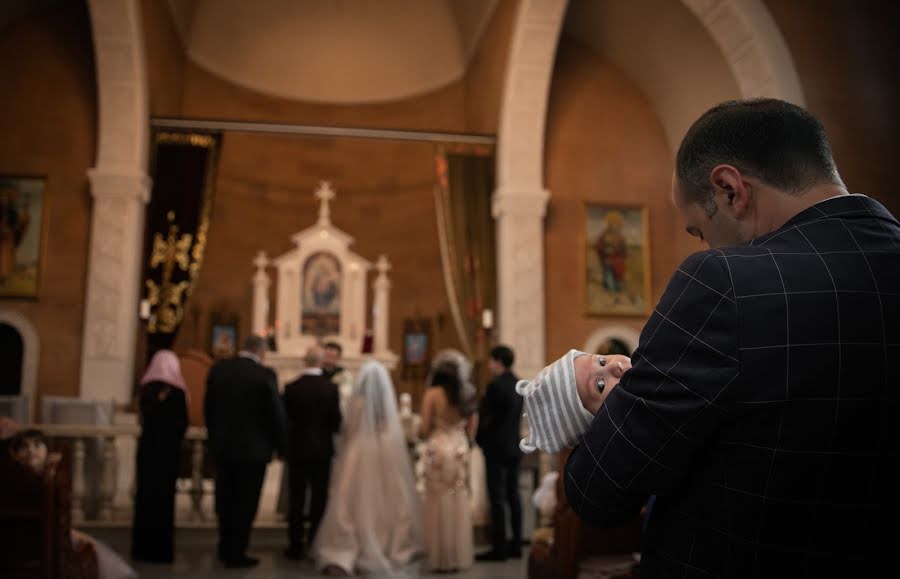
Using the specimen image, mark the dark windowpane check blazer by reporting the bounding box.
[565,194,900,578]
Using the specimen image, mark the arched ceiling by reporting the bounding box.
[166,0,498,104]
[563,0,742,151]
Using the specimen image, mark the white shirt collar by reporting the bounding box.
[301,367,323,376]
[238,351,261,365]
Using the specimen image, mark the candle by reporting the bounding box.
[481,309,494,329]
[139,299,151,320]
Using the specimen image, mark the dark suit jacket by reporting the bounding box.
[565,195,900,578]
[204,355,287,464]
[476,370,523,459]
[282,372,342,462]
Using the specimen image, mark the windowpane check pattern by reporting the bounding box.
[565,195,900,578]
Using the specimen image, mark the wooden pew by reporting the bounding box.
[0,443,98,579]
[528,448,642,579]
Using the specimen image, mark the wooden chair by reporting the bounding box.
[528,448,642,579]
[0,444,97,579]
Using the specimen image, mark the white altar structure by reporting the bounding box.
[251,181,397,386]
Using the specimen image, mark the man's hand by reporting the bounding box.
[574,354,632,415]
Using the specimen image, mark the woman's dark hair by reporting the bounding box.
[430,362,475,417]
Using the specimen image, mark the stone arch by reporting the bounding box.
[80,0,152,402]
[494,0,804,375]
[583,325,642,357]
[0,309,40,420]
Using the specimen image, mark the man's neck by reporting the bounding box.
[238,350,261,364]
[759,183,849,235]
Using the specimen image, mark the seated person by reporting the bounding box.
[9,429,138,579]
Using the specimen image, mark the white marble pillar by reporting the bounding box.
[372,255,392,355]
[492,188,550,381]
[252,251,271,336]
[79,171,151,402]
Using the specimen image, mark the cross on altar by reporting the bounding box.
[315,181,336,224]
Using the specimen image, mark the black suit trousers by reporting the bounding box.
[214,461,266,562]
[288,458,332,550]
[485,454,522,554]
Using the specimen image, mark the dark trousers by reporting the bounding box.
[214,461,266,562]
[485,454,523,554]
[288,458,332,551]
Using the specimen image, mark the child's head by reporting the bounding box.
[10,429,48,473]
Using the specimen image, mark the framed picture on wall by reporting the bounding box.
[209,312,239,359]
[0,175,47,299]
[585,204,651,316]
[402,318,431,380]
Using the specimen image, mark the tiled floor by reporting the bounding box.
[89,527,529,579]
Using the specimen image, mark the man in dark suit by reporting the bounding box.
[282,345,342,559]
[204,334,286,568]
[476,345,524,561]
[565,98,900,577]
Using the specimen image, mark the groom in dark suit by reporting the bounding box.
[282,345,342,559]
[205,334,286,568]
[476,345,524,561]
[566,98,900,577]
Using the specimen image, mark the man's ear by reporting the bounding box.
[709,164,751,218]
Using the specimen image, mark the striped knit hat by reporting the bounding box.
[516,349,595,454]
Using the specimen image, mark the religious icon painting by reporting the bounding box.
[209,312,238,359]
[585,204,651,316]
[402,318,431,380]
[301,251,341,336]
[0,176,46,299]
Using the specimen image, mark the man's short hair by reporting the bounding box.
[490,345,515,369]
[676,98,842,211]
[242,334,267,354]
[323,341,342,355]
[304,346,324,368]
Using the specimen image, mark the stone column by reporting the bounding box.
[252,251,270,336]
[492,189,549,381]
[372,255,392,355]
[79,171,151,402]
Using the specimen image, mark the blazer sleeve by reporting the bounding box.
[203,366,218,450]
[330,384,342,434]
[475,379,500,446]
[265,369,288,455]
[565,251,741,527]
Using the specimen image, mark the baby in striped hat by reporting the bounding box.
[517,349,631,454]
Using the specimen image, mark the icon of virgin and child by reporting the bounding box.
[302,252,341,335]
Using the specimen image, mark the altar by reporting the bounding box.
[250,181,397,386]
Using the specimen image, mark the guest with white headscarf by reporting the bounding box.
[313,360,422,576]
[131,349,189,563]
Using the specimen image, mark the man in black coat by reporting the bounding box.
[475,345,524,561]
[566,98,900,577]
[282,345,342,559]
[204,334,287,568]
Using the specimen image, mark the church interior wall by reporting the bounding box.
[462,0,518,134]
[543,40,703,362]
[170,131,463,401]
[141,0,187,117]
[762,0,900,215]
[0,1,96,404]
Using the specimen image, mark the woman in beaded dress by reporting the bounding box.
[418,350,478,572]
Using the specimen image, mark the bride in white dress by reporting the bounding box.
[313,360,423,576]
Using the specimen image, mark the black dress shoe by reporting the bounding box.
[508,541,522,558]
[224,556,260,568]
[475,551,508,562]
[283,547,305,561]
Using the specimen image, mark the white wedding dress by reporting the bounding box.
[313,361,423,576]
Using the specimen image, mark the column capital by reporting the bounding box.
[492,186,550,219]
[87,167,152,203]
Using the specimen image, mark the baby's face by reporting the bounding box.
[15,438,48,473]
